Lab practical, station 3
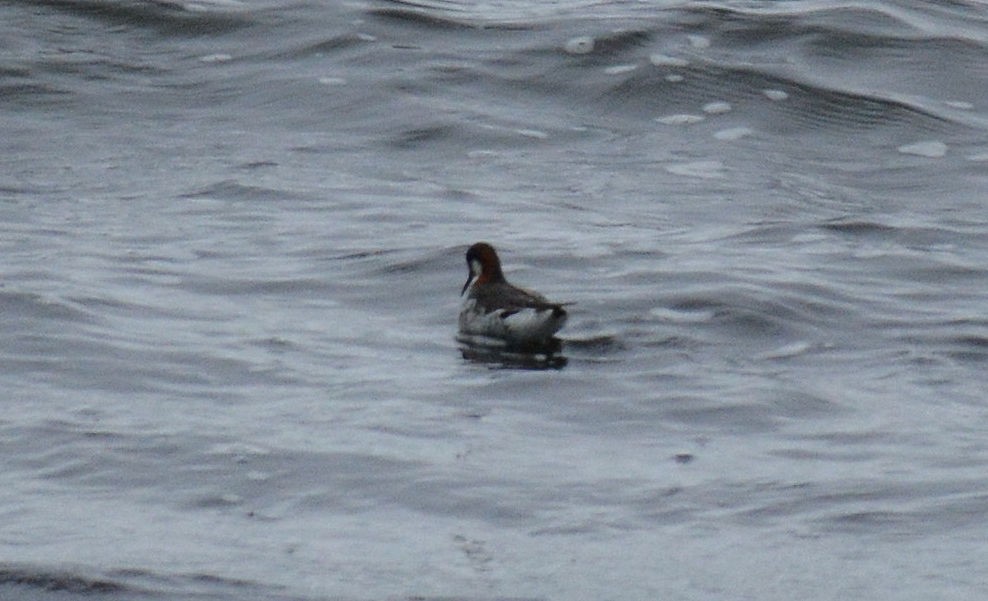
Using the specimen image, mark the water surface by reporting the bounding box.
[2,0,988,599]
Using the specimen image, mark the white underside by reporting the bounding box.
[458,298,566,346]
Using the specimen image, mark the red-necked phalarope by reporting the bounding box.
[458,242,569,349]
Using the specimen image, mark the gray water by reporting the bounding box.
[2,0,988,599]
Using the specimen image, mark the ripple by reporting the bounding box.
[0,291,96,324]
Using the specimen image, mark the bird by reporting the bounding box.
[458,242,569,351]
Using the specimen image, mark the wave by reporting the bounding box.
[0,565,131,596]
[360,0,988,134]
[20,0,254,34]
[0,563,302,600]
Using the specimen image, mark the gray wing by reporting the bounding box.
[475,283,568,316]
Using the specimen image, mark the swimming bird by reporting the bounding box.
[458,242,569,350]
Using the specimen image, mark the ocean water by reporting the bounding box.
[2,0,988,599]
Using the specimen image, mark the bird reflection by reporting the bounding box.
[457,334,567,370]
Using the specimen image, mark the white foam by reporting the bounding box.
[208,442,271,456]
[665,74,685,83]
[604,64,638,75]
[516,129,549,139]
[714,127,754,141]
[199,53,232,63]
[966,152,988,162]
[763,89,789,101]
[650,307,715,323]
[687,35,711,49]
[649,54,689,67]
[898,140,948,158]
[175,0,246,11]
[791,232,830,244]
[564,36,595,55]
[318,76,347,86]
[703,101,732,114]
[665,160,725,179]
[945,100,974,110]
[655,114,705,125]
[758,341,813,360]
